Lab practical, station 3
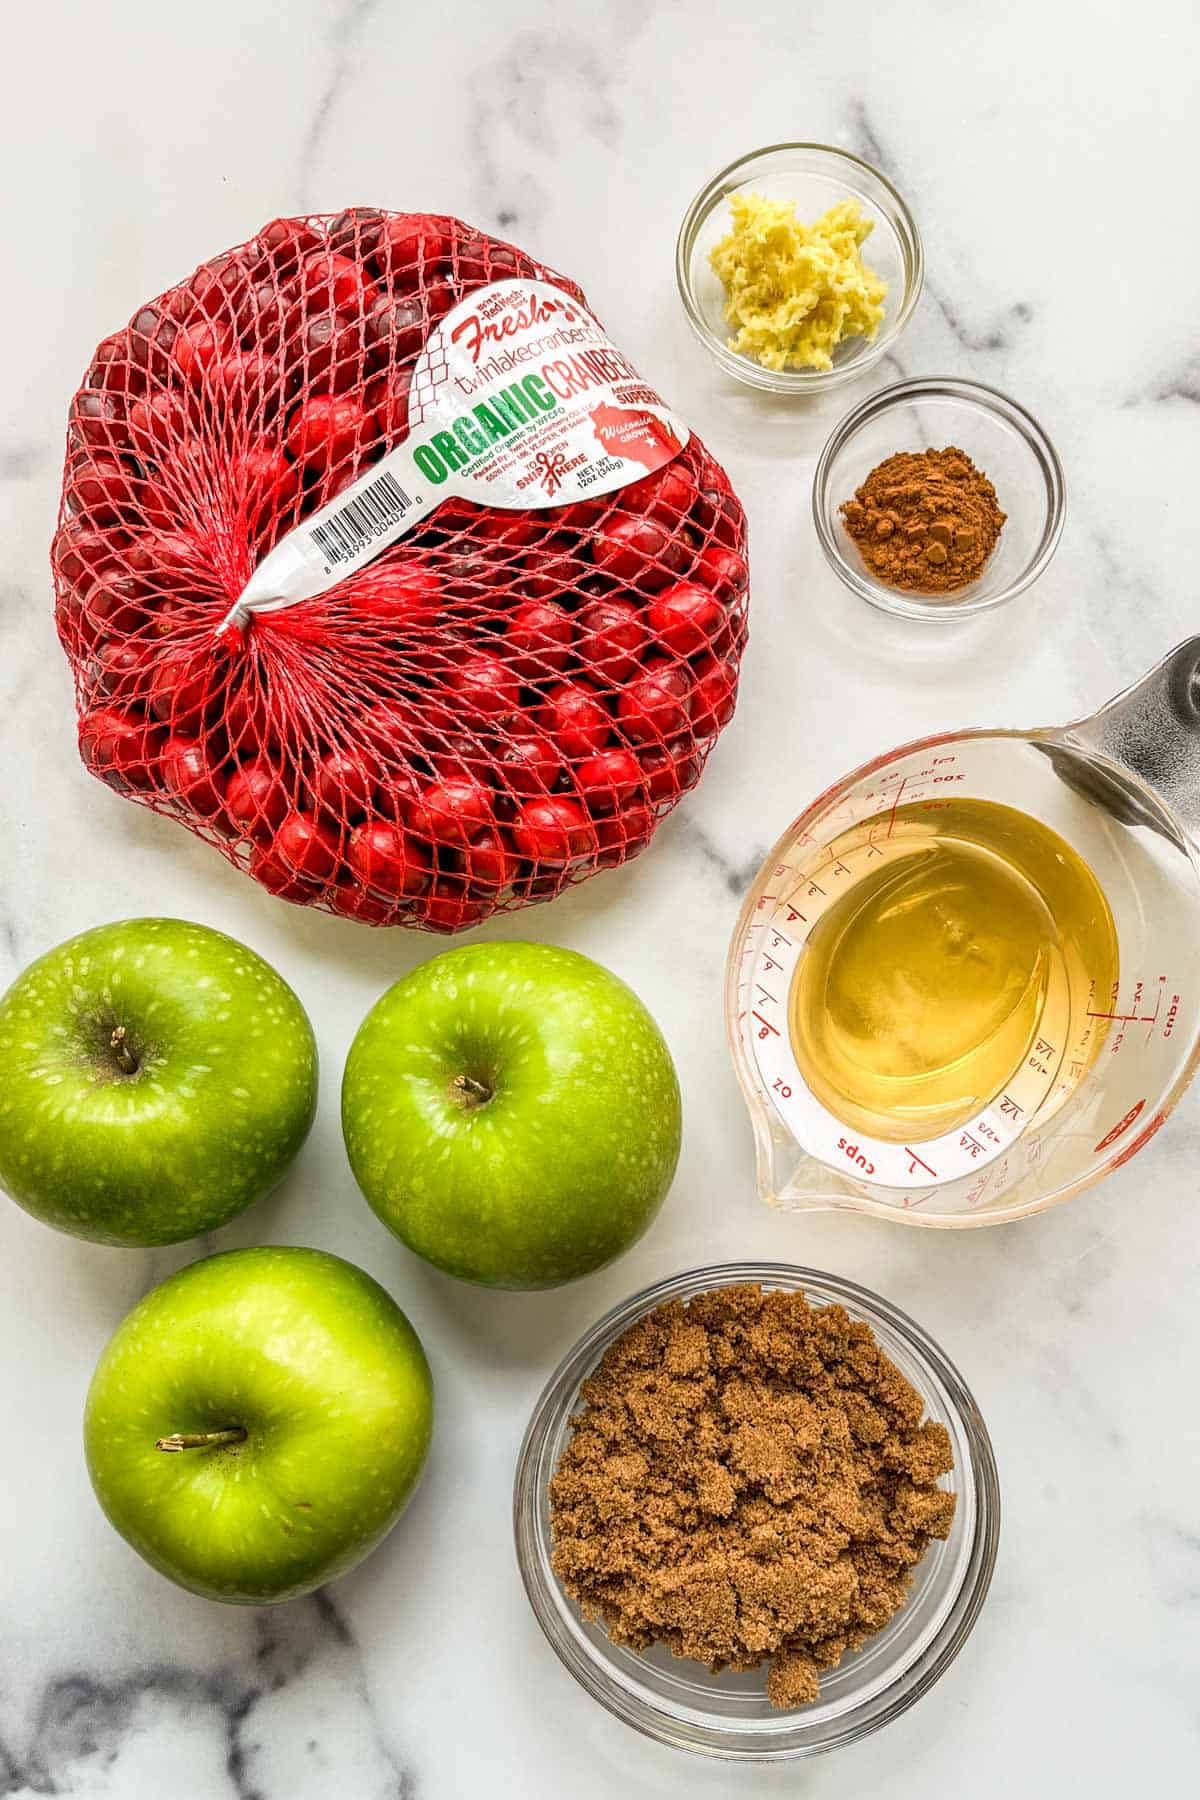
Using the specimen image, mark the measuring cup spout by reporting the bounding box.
[1057,638,1200,852]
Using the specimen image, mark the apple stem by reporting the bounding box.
[155,1427,248,1453]
[109,1025,139,1076]
[451,1073,493,1108]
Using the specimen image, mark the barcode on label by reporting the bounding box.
[311,470,413,567]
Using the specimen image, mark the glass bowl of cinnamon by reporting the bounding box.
[513,1261,999,1760]
[813,376,1066,619]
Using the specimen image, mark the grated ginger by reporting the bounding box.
[709,191,888,373]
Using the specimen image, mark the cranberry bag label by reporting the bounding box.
[227,280,690,627]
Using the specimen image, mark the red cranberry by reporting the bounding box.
[299,249,377,316]
[475,513,541,550]
[616,661,691,743]
[53,520,117,590]
[171,316,235,379]
[372,216,454,285]
[365,290,427,361]
[128,305,178,376]
[512,796,595,865]
[223,687,277,756]
[146,646,213,731]
[366,367,413,441]
[188,249,254,322]
[301,311,366,392]
[274,810,340,880]
[690,656,738,736]
[128,390,188,459]
[327,883,398,925]
[520,537,582,601]
[86,578,147,637]
[692,542,748,593]
[538,681,612,758]
[574,597,648,682]
[359,700,427,761]
[591,514,687,591]
[78,708,162,789]
[496,728,563,796]
[68,453,136,527]
[574,748,644,814]
[313,745,376,817]
[647,581,726,657]
[419,883,491,934]
[258,217,324,271]
[346,818,432,898]
[236,442,301,529]
[88,334,144,397]
[225,758,289,840]
[409,773,495,846]
[504,600,574,681]
[285,393,377,471]
[620,461,697,523]
[124,528,207,588]
[595,803,655,866]
[351,562,442,626]
[161,735,225,815]
[95,638,148,700]
[328,207,387,258]
[457,828,521,892]
[249,843,316,902]
[640,741,700,804]
[212,348,290,420]
[241,278,292,355]
[70,390,128,453]
[448,651,521,718]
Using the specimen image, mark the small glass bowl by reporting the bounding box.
[814,376,1066,619]
[676,143,923,395]
[513,1262,999,1760]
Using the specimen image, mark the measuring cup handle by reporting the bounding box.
[1061,638,1200,850]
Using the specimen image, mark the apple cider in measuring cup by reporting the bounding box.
[788,799,1119,1143]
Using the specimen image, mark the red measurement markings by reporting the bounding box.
[754,984,776,1007]
[905,1148,937,1178]
[752,1010,780,1040]
[768,930,792,952]
[974,1119,1001,1145]
[1093,1098,1146,1154]
[964,1174,990,1208]
[885,776,908,838]
[1028,1036,1055,1076]
[959,1133,985,1160]
[998,1095,1024,1120]
[783,902,808,925]
[760,951,783,975]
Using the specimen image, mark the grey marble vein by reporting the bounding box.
[0,1594,411,1800]
[295,0,384,206]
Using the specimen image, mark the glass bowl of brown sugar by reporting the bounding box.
[813,376,1066,619]
[513,1262,999,1760]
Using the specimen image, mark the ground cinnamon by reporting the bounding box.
[840,445,1005,594]
[549,1283,955,1708]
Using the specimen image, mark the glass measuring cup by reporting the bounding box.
[726,640,1200,1224]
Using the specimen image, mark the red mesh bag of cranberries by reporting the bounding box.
[52,209,748,931]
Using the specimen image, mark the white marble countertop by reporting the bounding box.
[3,2,1198,1794]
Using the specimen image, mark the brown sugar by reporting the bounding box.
[839,445,1005,594]
[548,1283,955,1708]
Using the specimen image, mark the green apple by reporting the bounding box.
[0,917,317,1246]
[84,1246,433,1602]
[341,942,682,1289]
